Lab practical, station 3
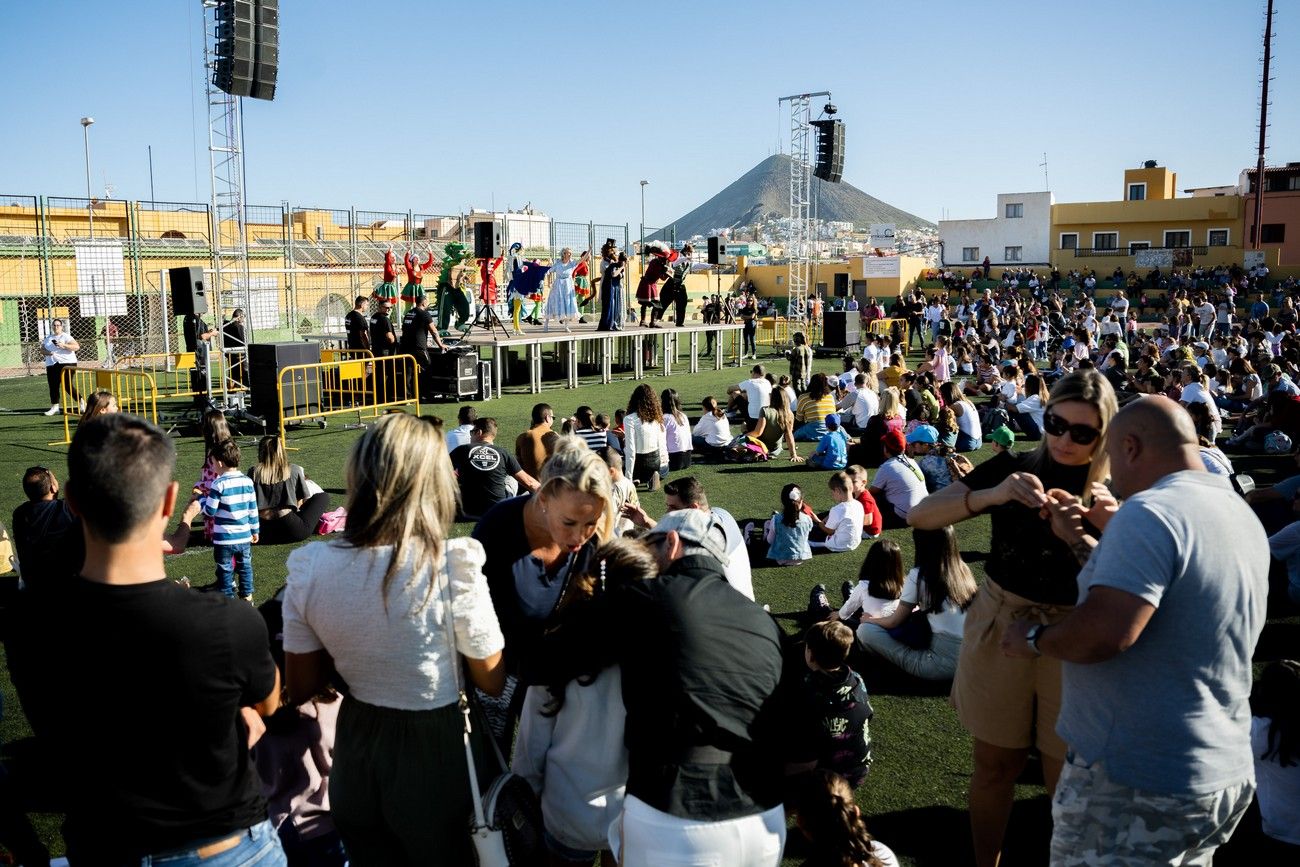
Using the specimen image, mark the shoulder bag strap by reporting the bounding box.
[437,562,491,830]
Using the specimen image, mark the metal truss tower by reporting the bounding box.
[203,0,254,406]
[778,91,829,324]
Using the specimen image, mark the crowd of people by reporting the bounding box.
[3,266,1299,867]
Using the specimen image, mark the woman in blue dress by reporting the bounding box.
[543,248,588,332]
[596,239,624,332]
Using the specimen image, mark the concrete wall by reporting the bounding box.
[939,191,1053,266]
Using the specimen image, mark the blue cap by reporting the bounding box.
[905,424,939,444]
[825,413,841,429]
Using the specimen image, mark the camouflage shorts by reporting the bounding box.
[1049,752,1253,866]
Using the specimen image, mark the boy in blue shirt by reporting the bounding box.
[808,413,849,470]
[199,439,260,601]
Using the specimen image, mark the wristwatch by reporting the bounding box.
[1025,623,1048,655]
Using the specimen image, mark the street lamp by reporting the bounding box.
[80,117,95,238]
[639,179,648,262]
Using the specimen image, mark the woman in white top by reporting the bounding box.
[1250,660,1300,850]
[623,383,669,490]
[283,413,506,865]
[692,395,732,459]
[41,318,80,415]
[939,381,983,451]
[1005,373,1048,440]
[1178,365,1220,438]
[856,526,975,681]
[660,387,693,472]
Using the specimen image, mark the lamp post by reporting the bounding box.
[80,117,95,238]
[639,179,648,263]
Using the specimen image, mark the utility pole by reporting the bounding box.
[1252,0,1274,250]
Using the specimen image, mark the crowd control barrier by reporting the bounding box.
[275,352,420,441]
[54,367,159,445]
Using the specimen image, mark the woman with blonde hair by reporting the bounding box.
[938,381,982,452]
[909,369,1118,867]
[283,412,505,864]
[249,434,333,544]
[473,435,615,744]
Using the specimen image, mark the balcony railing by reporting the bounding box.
[1071,245,1210,257]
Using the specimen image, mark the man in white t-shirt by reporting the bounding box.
[1193,299,1216,337]
[732,364,773,428]
[1110,293,1129,318]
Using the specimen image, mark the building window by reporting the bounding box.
[1129,242,1150,254]
[1128,183,1146,201]
[1093,232,1118,250]
[961,247,980,262]
[1060,233,1078,250]
[1290,175,1300,191]
[1004,246,1023,261]
[1261,224,1286,244]
[1268,175,1289,193]
[1164,230,1191,248]
[1208,229,1229,247]
[1005,202,1023,219]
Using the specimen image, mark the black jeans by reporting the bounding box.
[45,363,77,405]
[257,493,333,545]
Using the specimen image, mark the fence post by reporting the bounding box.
[349,206,359,296]
[38,196,54,318]
[407,210,414,243]
[285,201,298,331]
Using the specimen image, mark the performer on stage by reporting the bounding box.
[478,253,504,308]
[542,248,588,332]
[435,242,474,335]
[373,246,401,304]
[659,243,694,327]
[636,240,676,328]
[400,249,434,307]
[572,250,592,324]
[596,239,624,332]
[506,244,552,335]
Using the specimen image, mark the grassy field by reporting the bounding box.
[0,355,1294,866]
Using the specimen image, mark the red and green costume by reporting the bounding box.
[373,248,401,303]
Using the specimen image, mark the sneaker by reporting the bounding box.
[808,584,832,619]
[43,404,60,416]
[578,317,589,324]
[241,594,254,604]
[78,399,86,412]
[743,521,755,540]
[648,472,661,492]
[841,580,853,604]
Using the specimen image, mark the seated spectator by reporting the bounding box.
[444,405,477,451]
[856,526,975,681]
[624,384,669,491]
[573,405,607,451]
[662,388,693,472]
[450,417,539,520]
[808,414,849,470]
[1249,660,1300,855]
[76,388,117,430]
[603,446,640,537]
[765,483,814,566]
[868,430,928,530]
[845,465,883,539]
[795,374,837,442]
[249,435,333,545]
[516,402,559,478]
[9,465,84,593]
[692,396,733,460]
[810,472,865,553]
[784,622,874,788]
[826,539,905,630]
[7,414,285,864]
[787,770,900,867]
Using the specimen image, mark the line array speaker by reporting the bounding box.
[213,0,278,101]
[811,119,845,183]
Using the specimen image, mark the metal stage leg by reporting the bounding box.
[566,339,578,389]
[633,335,644,380]
[662,332,673,377]
[714,331,724,370]
[492,347,503,399]
[689,332,699,374]
[529,344,541,394]
[601,337,612,384]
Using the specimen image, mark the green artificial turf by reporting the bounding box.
[0,353,1293,866]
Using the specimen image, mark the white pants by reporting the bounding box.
[611,795,785,867]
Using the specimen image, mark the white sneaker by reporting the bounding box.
[43,404,60,416]
[78,399,86,412]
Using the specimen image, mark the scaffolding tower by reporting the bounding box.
[778,91,828,325]
[203,0,255,407]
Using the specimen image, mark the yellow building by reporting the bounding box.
[1050,164,1246,277]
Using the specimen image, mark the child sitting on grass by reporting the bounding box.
[844,465,883,540]
[784,622,874,789]
[789,770,899,866]
[808,413,850,470]
[199,439,259,601]
[833,539,905,630]
[810,472,864,553]
[765,483,814,566]
[988,424,1015,454]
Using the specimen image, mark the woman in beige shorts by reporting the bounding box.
[908,369,1118,867]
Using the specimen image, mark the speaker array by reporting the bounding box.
[213,0,278,101]
[811,119,844,183]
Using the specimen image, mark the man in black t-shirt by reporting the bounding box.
[6,415,284,864]
[400,295,447,400]
[369,300,397,357]
[9,465,84,594]
[344,295,371,351]
[183,312,216,399]
[450,417,538,519]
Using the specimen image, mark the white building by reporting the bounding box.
[938,191,1053,268]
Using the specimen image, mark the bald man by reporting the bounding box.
[1002,396,1268,867]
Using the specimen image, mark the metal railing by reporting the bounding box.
[1072,245,1210,257]
[276,353,420,440]
[54,367,159,445]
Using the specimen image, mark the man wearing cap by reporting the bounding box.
[869,429,928,529]
[610,508,786,865]
[620,476,753,601]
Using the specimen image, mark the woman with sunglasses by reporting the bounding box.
[908,369,1118,867]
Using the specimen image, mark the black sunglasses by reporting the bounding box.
[1042,412,1101,446]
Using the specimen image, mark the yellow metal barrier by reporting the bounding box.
[760,316,823,347]
[54,367,159,445]
[868,317,908,348]
[115,352,249,399]
[276,353,420,440]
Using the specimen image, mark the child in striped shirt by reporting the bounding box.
[199,439,260,601]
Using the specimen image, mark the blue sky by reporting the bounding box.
[1,0,1295,229]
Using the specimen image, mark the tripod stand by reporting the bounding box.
[468,297,511,340]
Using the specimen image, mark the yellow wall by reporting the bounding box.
[737,256,928,303]
[1123,166,1176,200]
[1051,194,1246,273]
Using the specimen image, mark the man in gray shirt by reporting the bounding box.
[1002,396,1267,866]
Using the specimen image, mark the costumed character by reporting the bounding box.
[637,240,676,328]
[542,248,588,333]
[506,243,552,334]
[400,249,434,307]
[660,242,693,327]
[572,252,592,323]
[373,247,401,304]
[479,254,504,307]
[435,242,474,334]
[596,239,624,332]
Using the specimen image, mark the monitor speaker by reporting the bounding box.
[821,311,859,349]
[169,266,208,316]
[833,272,850,297]
[707,236,720,265]
[474,221,502,259]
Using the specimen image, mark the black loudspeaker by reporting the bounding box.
[707,236,720,265]
[213,0,277,101]
[474,221,501,259]
[822,311,860,349]
[169,266,208,316]
[249,341,320,422]
[811,119,845,183]
[833,272,850,297]
[426,349,481,399]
